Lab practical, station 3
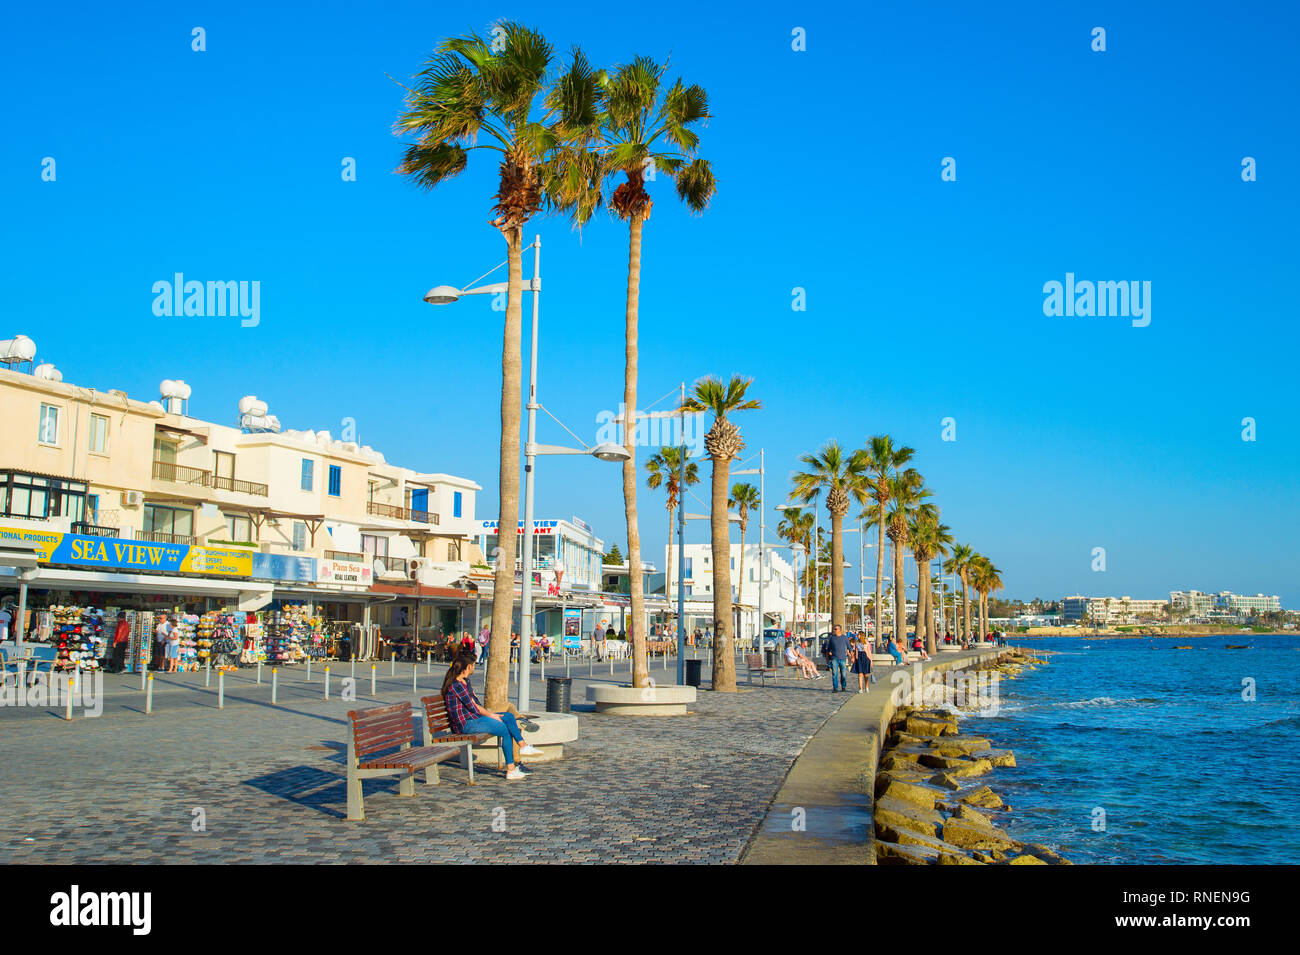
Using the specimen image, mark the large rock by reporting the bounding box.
[875,841,939,865]
[938,852,984,865]
[947,757,995,779]
[927,773,962,791]
[877,779,941,810]
[874,823,969,857]
[917,753,972,770]
[875,767,933,791]
[941,818,1020,852]
[1022,843,1073,865]
[874,796,945,838]
[1009,854,1048,864]
[959,786,1005,809]
[983,748,1017,768]
[953,803,997,828]
[905,716,958,737]
[928,736,992,757]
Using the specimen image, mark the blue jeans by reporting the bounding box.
[462,712,525,766]
[828,657,848,691]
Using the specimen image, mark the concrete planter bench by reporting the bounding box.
[470,712,580,766]
[586,682,696,715]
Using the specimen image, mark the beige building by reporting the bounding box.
[0,357,482,591]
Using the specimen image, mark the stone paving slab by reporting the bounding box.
[0,658,866,864]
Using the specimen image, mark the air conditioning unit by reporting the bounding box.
[121,490,141,507]
[408,559,423,579]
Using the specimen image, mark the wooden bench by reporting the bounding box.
[745,653,776,686]
[344,701,467,821]
[420,694,492,776]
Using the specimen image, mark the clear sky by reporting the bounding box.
[4,1,1297,605]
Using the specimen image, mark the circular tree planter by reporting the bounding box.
[586,682,696,716]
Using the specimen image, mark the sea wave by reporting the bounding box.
[1051,696,1162,709]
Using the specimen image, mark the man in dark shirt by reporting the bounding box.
[825,624,851,692]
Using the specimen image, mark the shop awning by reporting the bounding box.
[13,566,274,603]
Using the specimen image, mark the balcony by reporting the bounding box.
[374,556,410,578]
[151,459,268,497]
[366,501,440,524]
[324,550,364,563]
[71,521,120,538]
[137,530,196,546]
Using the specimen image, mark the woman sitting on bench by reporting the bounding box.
[785,640,821,679]
[441,652,541,781]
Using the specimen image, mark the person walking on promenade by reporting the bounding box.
[850,632,872,692]
[442,652,541,780]
[110,612,130,673]
[825,624,851,692]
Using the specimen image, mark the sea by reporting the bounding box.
[961,634,1300,865]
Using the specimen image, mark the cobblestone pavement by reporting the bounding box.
[0,656,864,863]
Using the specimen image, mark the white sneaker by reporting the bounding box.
[506,767,529,780]
[519,744,543,756]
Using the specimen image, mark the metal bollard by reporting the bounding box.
[146,674,154,714]
[306,658,312,682]
[272,668,278,705]
[65,678,74,721]
[426,651,432,674]
[609,656,614,675]
[391,656,395,676]
[205,658,211,687]
[218,670,225,709]
[412,664,417,694]
[140,665,147,692]
[325,666,330,700]
[540,654,545,681]
[257,662,263,684]
[566,654,570,677]
[371,664,376,696]
[351,659,355,679]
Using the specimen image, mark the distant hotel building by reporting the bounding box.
[1063,590,1283,624]
[1170,590,1281,619]
[1062,595,1167,624]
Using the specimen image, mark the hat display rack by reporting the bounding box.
[47,605,108,671]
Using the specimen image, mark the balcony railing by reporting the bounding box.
[136,530,196,546]
[152,460,210,486]
[71,521,120,538]
[152,460,268,497]
[211,474,269,497]
[325,550,365,563]
[375,556,409,577]
[366,501,439,524]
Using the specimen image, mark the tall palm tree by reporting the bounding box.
[552,58,714,690]
[884,469,932,645]
[395,24,599,708]
[777,506,813,634]
[729,482,760,640]
[861,436,915,645]
[790,442,869,632]
[970,555,1003,640]
[909,513,953,655]
[944,542,976,643]
[681,375,761,691]
[645,447,698,605]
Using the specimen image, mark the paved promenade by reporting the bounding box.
[1,654,860,864]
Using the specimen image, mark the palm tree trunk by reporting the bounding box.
[829,512,845,631]
[913,553,927,650]
[922,565,937,656]
[666,503,674,608]
[961,574,971,644]
[892,540,906,645]
[710,454,736,691]
[875,516,885,645]
[485,226,524,710]
[624,215,648,689]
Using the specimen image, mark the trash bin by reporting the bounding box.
[684,658,702,687]
[764,648,777,669]
[546,677,572,713]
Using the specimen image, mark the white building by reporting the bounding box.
[666,542,798,638]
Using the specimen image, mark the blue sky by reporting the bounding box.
[4,1,1297,604]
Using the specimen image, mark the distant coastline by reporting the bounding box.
[1009,627,1290,639]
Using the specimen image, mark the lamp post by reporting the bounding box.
[777,492,819,645]
[425,235,628,711]
[733,449,765,651]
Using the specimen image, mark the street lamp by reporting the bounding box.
[426,234,627,711]
[777,495,820,643]
[733,450,765,652]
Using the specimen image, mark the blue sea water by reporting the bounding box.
[962,635,1300,864]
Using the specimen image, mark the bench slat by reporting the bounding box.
[360,744,463,771]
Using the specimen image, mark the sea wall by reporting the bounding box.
[741,648,1007,865]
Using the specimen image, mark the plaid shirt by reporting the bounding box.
[444,679,480,734]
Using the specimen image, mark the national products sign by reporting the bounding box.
[0,524,253,577]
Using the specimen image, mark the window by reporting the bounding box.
[328,465,342,497]
[0,471,88,521]
[143,503,193,538]
[361,534,388,558]
[86,494,99,522]
[751,568,757,582]
[730,557,735,570]
[88,414,109,453]
[214,451,235,480]
[684,557,693,578]
[225,513,253,542]
[38,404,60,444]
[292,522,307,551]
[453,491,463,518]
[448,541,461,561]
[301,459,314,491]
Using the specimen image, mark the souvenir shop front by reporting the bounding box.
[265,587,377,662]
[368,583,481,662]
[1,566,274,674]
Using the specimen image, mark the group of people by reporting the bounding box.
[779,623,953,692]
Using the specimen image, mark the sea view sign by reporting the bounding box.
[1042,273,1150,327]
